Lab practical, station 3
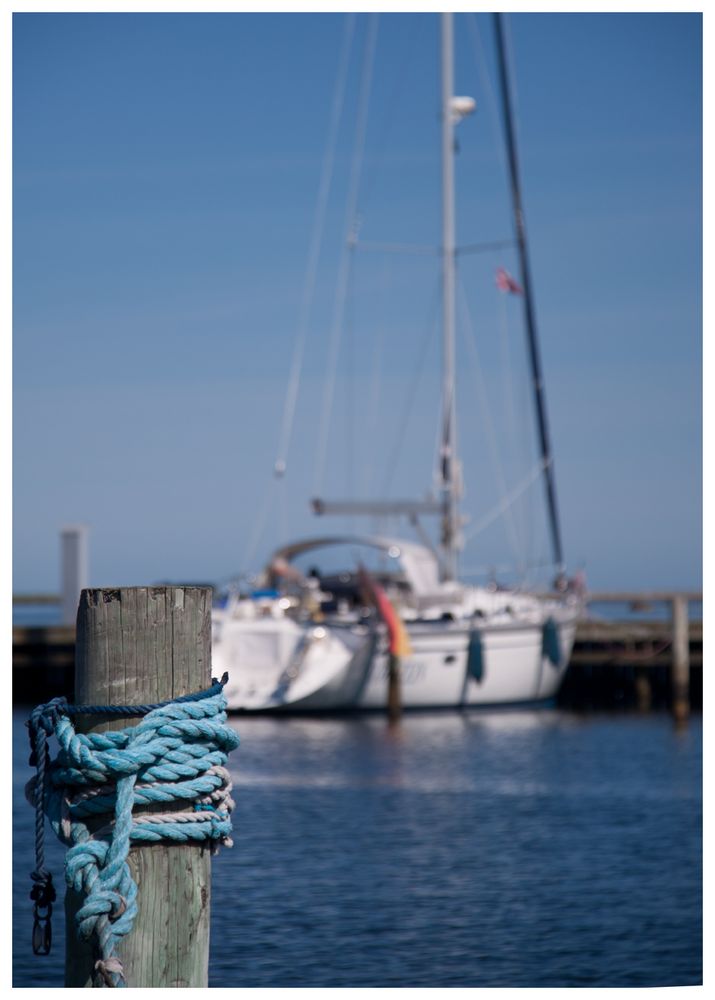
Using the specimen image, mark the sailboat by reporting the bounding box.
[212,12,583,712]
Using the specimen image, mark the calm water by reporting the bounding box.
[13,707,702,987]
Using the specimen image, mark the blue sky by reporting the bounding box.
[11,11,702,593]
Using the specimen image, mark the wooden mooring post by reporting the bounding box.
[66,586,213,988]
[670,594,690,723]
[387,652,402,723]
[581,591,699,717]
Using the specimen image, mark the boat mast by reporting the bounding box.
[312,12,473,575]
[493,13,565,575]
[440,11,460,582]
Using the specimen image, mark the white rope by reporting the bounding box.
[314,14,379,496]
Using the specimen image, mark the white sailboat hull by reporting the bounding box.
[212,614,377,712]
[216,17,580,715]
[213,599,579,712]
[357,616,578,709]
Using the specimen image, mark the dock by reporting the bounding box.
[13,591,702,712]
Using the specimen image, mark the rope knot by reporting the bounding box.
[30,870,56,907]
[109,894,127,921]
[27,698,69,767]
[26,677,239,982]
[94,956,126,988]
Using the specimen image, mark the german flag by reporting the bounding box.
[358,564,412,658]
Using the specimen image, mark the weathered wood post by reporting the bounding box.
[634,664,652,712]
[670,594,690,723]
[66,586,213,987]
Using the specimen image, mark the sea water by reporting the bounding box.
[13,707,701,987]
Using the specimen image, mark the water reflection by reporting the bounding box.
[225,708,700,803]
[13,707,702,988]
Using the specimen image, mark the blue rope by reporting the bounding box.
[26,673,239,987]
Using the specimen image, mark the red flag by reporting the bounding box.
[357,564,412,657]
[496,266,523,295]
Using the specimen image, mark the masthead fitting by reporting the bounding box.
[450,95,476,123]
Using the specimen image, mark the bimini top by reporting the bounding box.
[267,535,442,598]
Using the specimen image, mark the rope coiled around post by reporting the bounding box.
[26,674,239,988]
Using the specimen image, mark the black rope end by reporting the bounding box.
[30,872,56,956]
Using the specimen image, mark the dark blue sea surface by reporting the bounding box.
[13,707,702,987]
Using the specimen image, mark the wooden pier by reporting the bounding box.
[13,590,702,713]
[559,593,702,715]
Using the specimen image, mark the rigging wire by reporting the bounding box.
[345,240,356,526]
[465,13,510,188]
[495,264,535,558]
[240,467,275,577]
[460,556,558,583]
[457,239,515,257]
[357,13,424,216]
[456,274,523,568]
[380,276,442,498]
[241,15,356,573]
[347,11,435,507]
[361,257,389,499]
[497,282,519,488]
[355,241,437,256]
[314,13,379,497]
[493,11,565,574]
[273,13,357,479]
[462,458,546,544]
[468,9,531,562]
[468,9,541,578]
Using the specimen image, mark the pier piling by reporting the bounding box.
[634,665,653,712]
[60,525,88,626]
[65,586,213,988]
[670,594,690,723]
[387,652,402,722]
